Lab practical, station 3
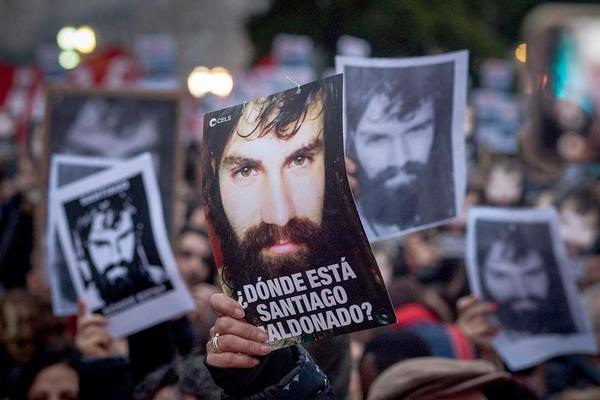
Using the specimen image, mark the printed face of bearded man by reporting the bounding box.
[214,91,333,290]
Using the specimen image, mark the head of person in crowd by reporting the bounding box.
[185,203,207,231]
[556,189,599,255]
[371,241,402,287]
[175,226,215,287]
[133,353,220,400]
[366,357,513,400]
[74,193,166,304]
[202,77,372,298]
[478,222,576,336]
[0,290,65,367]
[482,156,524,207]
[0,290,37,365]
[12,345,79,400]
[359,329,432,398]
[345,63,454,233]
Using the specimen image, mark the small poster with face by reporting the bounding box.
[54,153,194,337]
[466,207,597,370]
[201,74,396,348]
[336,51,468,242]
[47,155,121,316]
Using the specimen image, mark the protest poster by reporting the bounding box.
[54,153,194,336]
[472,89,521,154]
[201,74,396,348]
[47,155,120,316]
[43,87,181,231]
[336,51,468,242]
[466,207,597,370]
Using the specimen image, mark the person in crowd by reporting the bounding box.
[175,226,215,287]
[0,290,68,398]
[133,350,221,400]
[481,157,524,207]
[556,188,599,256]
[11,345,79,400]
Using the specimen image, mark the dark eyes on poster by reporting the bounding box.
[201,74,396,348]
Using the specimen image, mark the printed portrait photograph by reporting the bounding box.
[474,219,577,337]
[46,88,179,226]
[339,53,467,241]
[62,174,174,315]
[201,74,395,347]
[47,156,119,316]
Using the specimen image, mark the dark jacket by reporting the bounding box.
[207,345,335,400]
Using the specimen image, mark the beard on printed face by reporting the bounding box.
[360,160,427,228]
[221,217,331,291]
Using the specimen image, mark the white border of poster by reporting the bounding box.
[466,207,597,370]
[54,153,194,336]
[47,155,121,316]
[336,51,468,242]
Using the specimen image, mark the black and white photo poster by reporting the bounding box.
[202,75,395,348]
[336,51,468,241]
[466,207,597,370]
[55,153,194,336]
[47,155,120,316]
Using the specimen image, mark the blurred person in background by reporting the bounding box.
[175,226,215,288]
[556,189,599,257]
[12,345,79,400]
[0,290,67,398]
[481,156,524,207]
[0,155,36,290]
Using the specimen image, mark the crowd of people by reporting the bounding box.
[0,66,599,400]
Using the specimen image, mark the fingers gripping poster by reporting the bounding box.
[202,74,395,348]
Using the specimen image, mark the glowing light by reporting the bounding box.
[59,50,80,69]
[210,67,234,97]
[57,26,77,50]
[187,66,234,98]
[187,66,212,98]
[74,26,96,54]
[515,43,527,63]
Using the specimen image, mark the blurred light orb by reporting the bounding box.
[515,43,527,63]
[74,26,96,54]
[210,67,234,97]
[59,50,80,69]
[187,66,212,98]
[57,26,77,50]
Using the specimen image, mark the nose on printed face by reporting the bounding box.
[261,174,296,227]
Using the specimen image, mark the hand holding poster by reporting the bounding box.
[466,207,597,370]
[54,153,194,337]
[201,74,395,348]
[336,51,468,241]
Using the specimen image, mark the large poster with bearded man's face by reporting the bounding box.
[202,74,395,348]
[336,51,468,242]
